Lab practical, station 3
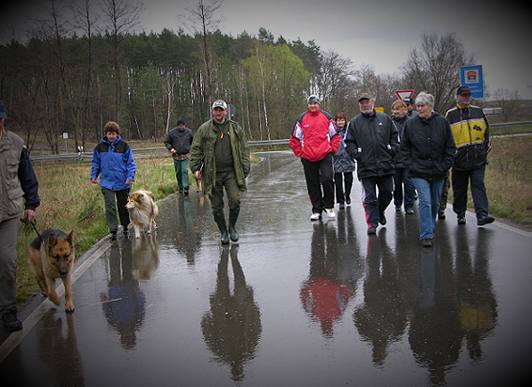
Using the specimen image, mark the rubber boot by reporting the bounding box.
[213,210,230,245]
[229,207,240,243]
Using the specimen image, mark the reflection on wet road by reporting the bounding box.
[1,152,531,386]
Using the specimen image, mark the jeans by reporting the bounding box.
[173,159,190,192]
[452,166,489,220]
[410,177,444,240]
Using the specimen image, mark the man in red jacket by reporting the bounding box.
[290,95,341,221]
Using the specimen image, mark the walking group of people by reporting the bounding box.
[0,86,495,332]
[290,86,495,248]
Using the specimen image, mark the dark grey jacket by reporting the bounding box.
[333,127,356,174]
[392,116,408,169]
[345,111,399,180]
[164,127,193,155]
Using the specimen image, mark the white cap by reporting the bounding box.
[212,99,228,110]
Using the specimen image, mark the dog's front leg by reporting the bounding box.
[62,274,75,313]
[134,224,141,239]
[46,277,61,306]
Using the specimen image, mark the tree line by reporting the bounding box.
[0,0,475,153]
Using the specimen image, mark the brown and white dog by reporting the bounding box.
[126,189,159,238]
[28,229,75,312]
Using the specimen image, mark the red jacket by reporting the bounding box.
[290,108,340,162]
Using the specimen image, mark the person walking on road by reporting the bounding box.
[164,118,194,196]
[0,100,40,332]
[345,93,398,235]
[400,92,456,247]
[445,86,495,226]
[190,99,250,245]
[390,99,415,214]
[91,121,136,241]
[333,112,356,210]
[290,95,340,221]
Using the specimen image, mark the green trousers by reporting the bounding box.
[209,170,241,212]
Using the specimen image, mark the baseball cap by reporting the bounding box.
[0,100,7,119]
[456,86,472,96]
[212,99,228,110]
[307,95,320,104]
[358,93,372,102]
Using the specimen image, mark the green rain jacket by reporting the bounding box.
[190,119,250,196]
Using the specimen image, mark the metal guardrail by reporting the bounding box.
[29,121,532,163]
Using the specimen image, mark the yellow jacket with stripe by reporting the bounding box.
[445,104,490,170]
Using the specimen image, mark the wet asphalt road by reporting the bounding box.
[1,151,532,386]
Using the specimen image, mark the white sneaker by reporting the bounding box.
[309,212,321,221]
[325,208,336,219]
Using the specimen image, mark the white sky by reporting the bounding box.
[2,0,532,99]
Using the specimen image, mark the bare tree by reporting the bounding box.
[402,33,474,113]
[316,50,354,112]
[493,88,521,122]
[101,0,142,122]
[184,0,224,110]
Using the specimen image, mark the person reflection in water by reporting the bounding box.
[300,222,360,338]
[455,229,497,361]
[101,241,146,350]
[408,236,462,386]
[354,229,408,366]
[201,246,262,381]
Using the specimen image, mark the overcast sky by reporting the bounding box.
[2,0,532,99]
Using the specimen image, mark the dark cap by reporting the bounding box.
[0,100,7,119]
[307,95,320,104]
[176,117,186,125]
[456,86,472,96]
[358,93,372,102]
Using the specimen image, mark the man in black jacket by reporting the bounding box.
[445,86,494,226]
[400,92,456,247]
[164,118,194,196]
[346,93,399,235]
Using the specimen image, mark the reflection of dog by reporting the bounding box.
[126,190,159,238]
[28,229,75,312]
[131,236,160,281]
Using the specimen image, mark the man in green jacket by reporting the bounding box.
[190,100,250,245]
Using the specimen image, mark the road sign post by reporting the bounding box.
[460,65,484,99]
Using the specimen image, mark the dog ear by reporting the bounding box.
[146,191,155,201]
[48,234,57,246]
[66,231,74,244]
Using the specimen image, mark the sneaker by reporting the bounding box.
[457,216,466,225]
[309,213,321,221]
[123,230,129,239]
[422,238,433,248]
[478,215,495,226]
[438,211,446,220]
[406,208,415,215]
[2,309,22,332]
[367,226,377,235]
[345,198,351,206]
[110,232,117,241]
[338,203,345,210]
[379,213,387,225]
[325,208,336,220]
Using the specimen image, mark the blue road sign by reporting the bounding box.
[460,65,484,98]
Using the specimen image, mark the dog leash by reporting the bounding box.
[20,218,43,242]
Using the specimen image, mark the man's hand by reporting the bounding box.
[194,170,202,180]
[90,178,98,185]
[24,209,36,224]
[126,179,134,186]
[170,148,177,154]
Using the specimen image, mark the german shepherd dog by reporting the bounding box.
[28,230,75,313]
[126,189,159,239]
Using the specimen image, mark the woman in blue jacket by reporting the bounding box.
[91,121,136,240]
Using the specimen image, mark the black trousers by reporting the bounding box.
[361,175,393,228]
[302,154,334,214]
[439,171,450,213]
[393,168,415,209]
[102,188,130,233]
[334,172,353,204]
[452,166,489,220]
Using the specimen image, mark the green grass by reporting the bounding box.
[490,124,532,136]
